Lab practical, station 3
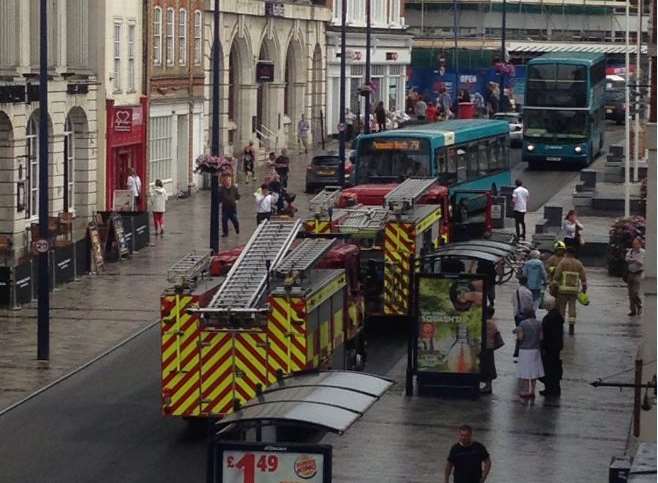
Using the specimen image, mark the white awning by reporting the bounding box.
[509,41,648,55]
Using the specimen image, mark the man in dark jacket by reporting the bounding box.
[218,175,240,237]
[540,298,564,397]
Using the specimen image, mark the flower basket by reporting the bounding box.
[194,154,234,176]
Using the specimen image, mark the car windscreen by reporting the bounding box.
[356,138,431,184]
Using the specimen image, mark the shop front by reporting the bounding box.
[106,98,148,211]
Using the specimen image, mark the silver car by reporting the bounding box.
[493,112,523,148]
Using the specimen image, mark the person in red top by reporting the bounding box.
[426,102,438,122]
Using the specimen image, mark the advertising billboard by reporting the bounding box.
[415,274,485,375]
[215,442,332,483]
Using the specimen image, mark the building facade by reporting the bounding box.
[325,0,411,136]
[201,0,331,162]
[90,0,147,211]
[146,0,205,196]
[0,0,98,261]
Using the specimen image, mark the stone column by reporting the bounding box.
[267,83,285,150]
[238,83,257,148]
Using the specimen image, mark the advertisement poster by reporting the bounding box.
[416,276,484,375]
[217,443,331,483]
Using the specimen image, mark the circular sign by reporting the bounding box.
[34,239,49,253]
[337,123,346,132]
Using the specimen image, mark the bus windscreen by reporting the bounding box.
[526,63,588,108]
[356,137,431,184]
[524,110,587,141]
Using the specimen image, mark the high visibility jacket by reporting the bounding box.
[554,256,587,295]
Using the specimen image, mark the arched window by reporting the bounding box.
[26,117,38,219]
[153,7,162,65]
[166,8,175,65]
[63,117,75,212]
[178,9,187,65]
[193,10,202,65]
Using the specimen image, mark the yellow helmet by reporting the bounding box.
[554,241,566,251]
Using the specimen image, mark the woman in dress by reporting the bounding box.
[562,209,584,256]
[514,308,544,401]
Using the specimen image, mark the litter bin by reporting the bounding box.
[458,102,475,119]
[609,456,632,483]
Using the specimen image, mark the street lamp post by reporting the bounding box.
[338,0,347,186]
[364,0,371,135]
[210,0,221,253]
[499,0,507,113]
[453,0,460,118]
[624,0,631,217]
[633,0,642,182]
[37,0,50,361]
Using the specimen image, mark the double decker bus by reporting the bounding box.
[354,119,511,192]
[522,52,606,169]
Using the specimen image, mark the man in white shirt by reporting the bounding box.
[126,168,142,211]
[255,183,273,224]
[297,114,310,155]
[512,178,529,240]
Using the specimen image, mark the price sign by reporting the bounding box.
[216,442,331,483]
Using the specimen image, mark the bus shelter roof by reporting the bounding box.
[214,371,393,436]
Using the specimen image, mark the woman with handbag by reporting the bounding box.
[480,307,504,394]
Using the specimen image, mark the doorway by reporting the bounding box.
[176,114,189,194]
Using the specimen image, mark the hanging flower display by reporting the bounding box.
[194,154,233,176]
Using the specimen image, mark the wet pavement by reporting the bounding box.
[0,124,638,482]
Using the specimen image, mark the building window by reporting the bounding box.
[193,10,202,65]
[128,24,136,91]
[113,22,122,92]
[63,117,74,212]
[387,0,400,25]
[153,7,162,65]
[149,116,173,182]
[26,118,38,219]
[179,9,187,65]
[166,8,175,65]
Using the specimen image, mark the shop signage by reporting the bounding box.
[67,83,89,95]
[386,52,398,61]
[114,109,133,133]
[264,1,284,17]
[215,442,332,483]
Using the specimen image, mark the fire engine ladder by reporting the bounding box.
[197,219,302,318]
[166,249,213,289]
[275,237,337,275]
[335,208,389,234]
[309,187,341,216]
[384,177,438,213]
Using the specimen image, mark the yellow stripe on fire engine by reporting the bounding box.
[161,295,193,324]
[269,301,306,370]
[415,206,442,235]
[306,272,346,313]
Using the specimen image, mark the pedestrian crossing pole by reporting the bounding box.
[210,0,221,253]
[37,0,50,361]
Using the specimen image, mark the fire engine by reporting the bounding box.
[160,220,366,418]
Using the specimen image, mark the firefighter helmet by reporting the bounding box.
[554,240,566,251]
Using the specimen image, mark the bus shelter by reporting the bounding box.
[208,370,393,483]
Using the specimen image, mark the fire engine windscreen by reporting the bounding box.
[356,137,431,184]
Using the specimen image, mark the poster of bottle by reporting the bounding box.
[416,275,485,375]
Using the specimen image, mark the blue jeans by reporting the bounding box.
[222,207,239,235]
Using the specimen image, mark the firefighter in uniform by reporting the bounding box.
[552,247,587,335]
[544,241,566,285]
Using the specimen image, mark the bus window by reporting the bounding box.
[489,139,501,173]
[456,148,467,183]
[500,137,509,170]
[439,147,457,185]
[478,142,489,176]
[466,144,478,179]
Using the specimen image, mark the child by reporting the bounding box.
[150,179,168,235]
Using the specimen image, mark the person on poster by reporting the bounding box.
[126,167,142,210]
[444,425,492,483]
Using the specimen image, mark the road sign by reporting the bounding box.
[34,239,49,254]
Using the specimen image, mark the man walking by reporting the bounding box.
[553,247,587,335]
[540,298,564,397]
[218,175,240,237]
[445,425,491,483]
[297,114,310,155]
[512,179,529,240]
[625,237,645,316]
[275,148,290,189]
[126,167,142,210]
